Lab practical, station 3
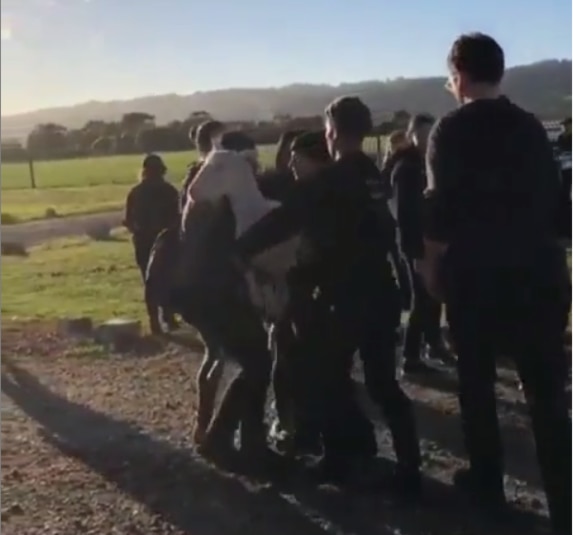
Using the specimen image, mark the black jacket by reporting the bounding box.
[236,152,395,299]
[390,145,426,260]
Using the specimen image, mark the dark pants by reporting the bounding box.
[358,283,421,470]
[272,312,375,457]
[445,251,571,532]
[134,234,176,330]
[301,278,420,469]
[403,256,443,361]
[187,283,272,453]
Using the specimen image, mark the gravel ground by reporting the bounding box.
[0,322,559,535]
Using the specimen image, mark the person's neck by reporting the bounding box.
[463,84,501,104]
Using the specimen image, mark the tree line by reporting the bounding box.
[0,110,413,164]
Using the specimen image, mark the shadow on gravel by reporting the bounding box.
[2,359,551,535]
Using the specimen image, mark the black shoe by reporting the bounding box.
[453,468,508,519]
[403,359,439,375]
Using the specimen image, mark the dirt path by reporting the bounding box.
[2,211,123,247]
[1,323,554,535]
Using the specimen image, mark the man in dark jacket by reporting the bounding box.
[419,33,571,534]
[391,114,452,374]
[257,130,304,201]
[236,97,421,494]
[124,154,180,333]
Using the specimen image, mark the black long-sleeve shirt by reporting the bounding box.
[236,152,393,294]
[390,146,426,259]
[424,96,561,267]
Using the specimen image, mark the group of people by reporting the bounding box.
[123,32,571,534]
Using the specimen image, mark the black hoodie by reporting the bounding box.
[390,145,426,260]
[236,151,395,295]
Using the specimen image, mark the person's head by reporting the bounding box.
[289,130,331,180]
[562,117,572,134]
[446,32,505,104]
[220,131,259,172]
[387,129,408,155]
[193,120,225,156]
[276,130,305,171]
[324,96,373,159]
[406,114,435,152]
[139,153,167,182]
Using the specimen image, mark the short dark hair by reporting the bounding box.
[291,130,331,163]
[193,120,225,153]
[447,33,505,85]
[276,130,305,169]
[325,96,373,140]
[220,131,256,152]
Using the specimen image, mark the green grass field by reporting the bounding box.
[1,231,146,323]
[0,138,385,224]
[0,147,277,223]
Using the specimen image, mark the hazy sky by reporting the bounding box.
[1,0,571,115]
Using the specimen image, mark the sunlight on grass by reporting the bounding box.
[1,231,147,323]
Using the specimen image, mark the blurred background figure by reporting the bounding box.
[390,114,452,375]
[123,154,180,333]
[257,130,305,201]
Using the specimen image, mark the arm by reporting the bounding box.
[123,189,136,233]
[419,117,459,299]
[392,161,424,259]
[236,175,320,260]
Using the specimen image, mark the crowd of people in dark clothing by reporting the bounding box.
[123,33,572,534]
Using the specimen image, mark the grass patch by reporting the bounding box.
[0,139,384,223]
[1,231,146,323]
[1,185,131,222]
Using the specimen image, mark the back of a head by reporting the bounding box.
[276,130,305,169]
[220,131,256,152]
[325,96,373,140]
[291,130,331,163]
[193,120,225,154]
[140,153,166,182]
[447,32,505,85]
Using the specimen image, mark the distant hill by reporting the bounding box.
[2,59,571,140]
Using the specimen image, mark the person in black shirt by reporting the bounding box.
[391,114,451,374]
[124,154,180,333]
[236,97,421,493]
[268,130,332,455]
[256,130,304,201]
[419,33,571,533]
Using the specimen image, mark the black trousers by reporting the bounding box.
[444,252,571,532]
[272,316,377,457]
[134,234,176,328]
[186,282,272,452]
[301,280,420,469]
[403,256,442,361]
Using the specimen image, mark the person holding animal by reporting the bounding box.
[235,97,421,493]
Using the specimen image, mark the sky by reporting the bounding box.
[1,0,571,116]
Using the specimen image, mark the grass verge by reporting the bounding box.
[1,230,146,323]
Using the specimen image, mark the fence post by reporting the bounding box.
[27,151,36,189]
[376,135,382,167]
